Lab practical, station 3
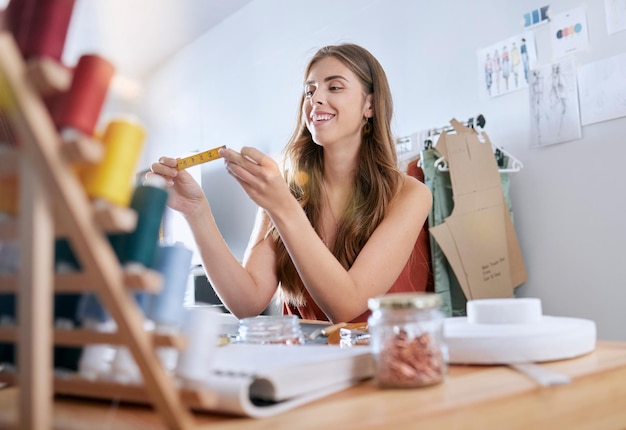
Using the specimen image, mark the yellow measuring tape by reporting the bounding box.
[176,145,225,170]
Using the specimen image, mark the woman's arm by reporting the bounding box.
[148,156,279,317]
[220,146,432,322]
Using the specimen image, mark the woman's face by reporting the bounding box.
[302,56,372,148]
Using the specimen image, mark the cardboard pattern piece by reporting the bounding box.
[429,120,527,300]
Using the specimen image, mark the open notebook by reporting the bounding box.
[202,343,374,417]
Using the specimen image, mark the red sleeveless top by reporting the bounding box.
[283,161,433,323]
[282,229,433,323]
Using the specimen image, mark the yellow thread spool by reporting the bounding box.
[0,70,17,112]
[83,118,145,207]
[0,175,18,215]
[0,73,19,215]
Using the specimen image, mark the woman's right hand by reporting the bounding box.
[147,156,206,218]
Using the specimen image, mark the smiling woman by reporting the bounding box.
[148,43,433,325]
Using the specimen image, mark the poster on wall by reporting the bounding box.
[578,52,626,126]
[605,0,626,34]
[528,57,581,147]
[478,32,537,99]
[550,7,590,59]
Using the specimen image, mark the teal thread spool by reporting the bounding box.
[55,239,81,271]
[117,175,168,269]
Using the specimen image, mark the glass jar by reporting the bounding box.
[368,292,447,388]
[237,315,305,345]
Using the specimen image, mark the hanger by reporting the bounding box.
[432,134,523,173]
[429,115,523,173]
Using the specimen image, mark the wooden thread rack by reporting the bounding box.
[0,31,217,429]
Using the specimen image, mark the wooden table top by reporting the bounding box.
[1,340,626,430]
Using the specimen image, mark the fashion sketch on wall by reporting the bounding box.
[605,0,626,34]
[578,52,626,126]
[528,56,581,147]
[478,32,537,99]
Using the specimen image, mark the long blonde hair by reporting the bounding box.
[273,44,402,306]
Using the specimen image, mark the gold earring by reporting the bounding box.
[362,120,372,136]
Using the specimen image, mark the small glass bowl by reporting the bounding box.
[237,315,305,345]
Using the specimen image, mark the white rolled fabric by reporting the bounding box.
[444,298,596,364]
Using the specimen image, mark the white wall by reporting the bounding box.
[138,0,626,340]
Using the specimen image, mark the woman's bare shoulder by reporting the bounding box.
[398,173,432,206]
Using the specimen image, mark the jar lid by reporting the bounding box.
[368,292,442,310]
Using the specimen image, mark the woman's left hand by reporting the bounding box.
[219,146,292,211]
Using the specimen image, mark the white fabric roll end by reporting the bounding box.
[467,298,542,324]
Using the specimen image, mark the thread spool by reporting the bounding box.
[0,292,15,324]
[20,0,76,61]
[53,240,83,371]
[75,290,113,380]
[111,318,154,384]
[0,175,18,215]
[148,243,193,326]
[148,243,193,370]
[54,238,80,271]
[76,291,150,382]
[53,54,115,137]
[83,118,146,207]
[53,292,83,371]
[175,306,222,386]
[0,241,19,274]
[76,292,115,381]
[0,111,18,145]
[114,176,168,268]
[4,0,39,57]
[76,318,116,381]
[76,293,109,325]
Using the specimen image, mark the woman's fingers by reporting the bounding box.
[158,156,178,168]
[148,156,180,186]
[239,147,264,165]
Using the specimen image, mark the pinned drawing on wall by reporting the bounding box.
[605,0,626,35]
[523,5,550,29]
[577,52,626,126]
[550,7,589,59]
[528,56,581,148]
[478,32,537,100]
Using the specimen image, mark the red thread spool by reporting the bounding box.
[21,0,76,61]
[53,54,115,136]
[3,0,37,54]
[0,111,18,146]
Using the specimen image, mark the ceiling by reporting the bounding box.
[63,0,254,81]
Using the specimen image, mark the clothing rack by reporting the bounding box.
[397,114,523,173]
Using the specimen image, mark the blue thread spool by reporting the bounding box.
[146,242,193,371]
[148,243,193,327]
[76,290,150,324]
[76,292,109,324]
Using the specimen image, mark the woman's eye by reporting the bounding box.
[329,86,343,91]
